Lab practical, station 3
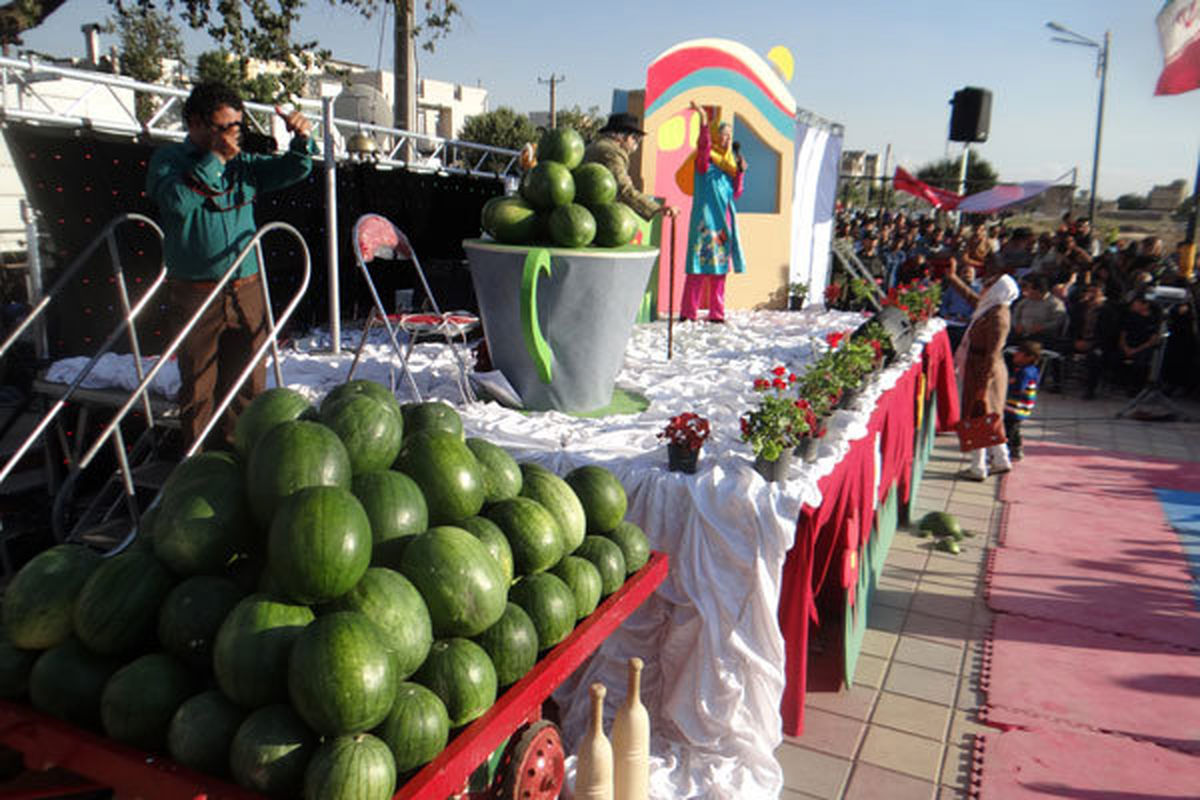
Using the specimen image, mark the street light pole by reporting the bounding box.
[1047,22,1110,224]
[1088,31,1110,224]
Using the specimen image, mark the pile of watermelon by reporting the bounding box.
[481,126,640,249]
[0,381,651,800]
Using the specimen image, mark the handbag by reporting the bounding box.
[955,412,1006,452]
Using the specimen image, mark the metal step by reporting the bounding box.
[130,459,178,491]
[74,518,136,551]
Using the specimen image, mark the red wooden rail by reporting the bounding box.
[0,551,669,800]
[395,551,669,798]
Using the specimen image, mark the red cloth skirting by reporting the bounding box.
[779,329,958,736]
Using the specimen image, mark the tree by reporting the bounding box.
[550,106,605,142]
[0,0,460,85]
[1117,193,1148,210]
[196,49,292,103]
[107,7,185,122]
[916,155,998,194]
[459,107,537,152]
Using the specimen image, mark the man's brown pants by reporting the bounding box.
[169,274,268,451]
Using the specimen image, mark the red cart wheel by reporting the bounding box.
[498,720,564,799]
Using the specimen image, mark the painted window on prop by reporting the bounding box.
[733,114,780,214]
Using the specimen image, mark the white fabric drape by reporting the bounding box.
[789,112,844,309]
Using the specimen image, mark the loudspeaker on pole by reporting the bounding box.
[949,87,992,143]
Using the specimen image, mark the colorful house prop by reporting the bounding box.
[636,38,843,315]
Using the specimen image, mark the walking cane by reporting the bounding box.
[666,213,676,360]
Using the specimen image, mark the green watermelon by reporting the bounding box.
[3,544,100,650]
[918,511,967,539]
[167,690,245,777]
[489,197,539,245]
[288,612,397,737]
[153,457,252,575]
[352,470,428,546]
[327,568,432,680]
[456,516,514,585]
[320,393,404,475]
[465,438,522,503]
[157,575,245,672]
[520,463,586,554]
[29,638,122,728]
[73,551,175,655]
[564,465,628,534]
[538,127,585,170]
[521,161,575,210]
[472,603,538,687]
[551,556,602,620]
[413,638,497,728]
[323,380,402,422]
[304,734,396,800]
[508,573,577,652]
[267,486,372,604]
[234,388,313,457]
[480,195,506,238]
[399,526,507,638]
[591,202,638,248]
[376,682,450,774]
[394,431,485,525]
[160,450,242,500]
[245,420,353,527]
[572,163,618,208]
[574,536,627,597]
[214,594,314,708]
[230,704,316,796]
[100,653,197,752]
[402,401,463,441]
[548,204,596,248]
[484,497,562,576]
[0,634,37,698]
[603,521,651,575]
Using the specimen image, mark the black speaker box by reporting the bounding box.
[853,305,915,364]
[949,87,992,143]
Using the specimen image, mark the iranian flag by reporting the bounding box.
[1156,0,1200,95]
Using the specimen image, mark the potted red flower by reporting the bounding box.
[658,412,711,474]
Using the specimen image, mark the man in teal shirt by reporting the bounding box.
[146,82,314,450]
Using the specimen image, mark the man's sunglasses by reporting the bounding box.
[209,119,244,133]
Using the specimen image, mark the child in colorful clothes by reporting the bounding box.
[1004,340,1042,462]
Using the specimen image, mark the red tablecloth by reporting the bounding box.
[778,329,958,736]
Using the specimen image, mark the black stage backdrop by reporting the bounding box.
[4,123,503,358]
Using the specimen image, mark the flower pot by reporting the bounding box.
[753,450,792,483]
[837,387,861,410]
[667,443,699,474]
[794,436,820,463]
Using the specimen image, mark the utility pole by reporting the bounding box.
[538,74,565,129]
[394,0,416,162]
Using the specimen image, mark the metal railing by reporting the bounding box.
[0,54,521,178]
[0,212,311,545]
[0,213,166,487]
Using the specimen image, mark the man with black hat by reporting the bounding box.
[582,112,677,220]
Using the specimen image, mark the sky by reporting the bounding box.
[18,0,1199,200]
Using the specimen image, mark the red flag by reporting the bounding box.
[892,168,963,209]
[1156,1,1200,95]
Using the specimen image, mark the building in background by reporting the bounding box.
[1148,179,1188,212]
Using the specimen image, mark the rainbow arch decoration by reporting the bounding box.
[640,38,803,315]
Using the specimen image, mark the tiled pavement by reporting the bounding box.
[776,387,1200,799]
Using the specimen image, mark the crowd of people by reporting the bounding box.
[833,208,1199,401]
